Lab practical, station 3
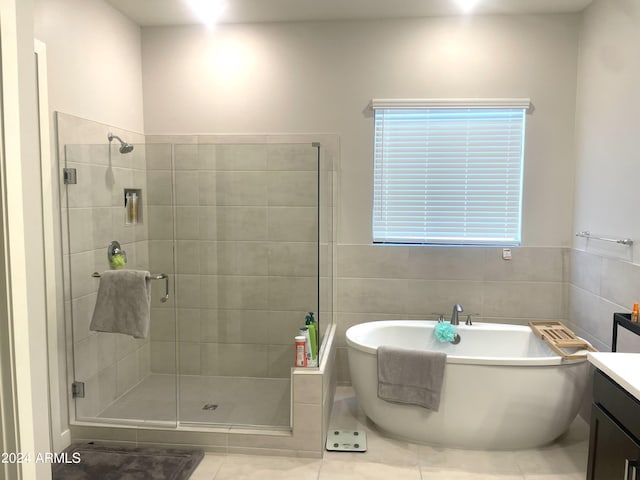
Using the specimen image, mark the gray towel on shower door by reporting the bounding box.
[90,270,151,339]
[377,345,446,411]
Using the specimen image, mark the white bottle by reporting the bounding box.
[295,336,307,367]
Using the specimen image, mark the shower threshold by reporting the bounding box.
[92,374,291,429]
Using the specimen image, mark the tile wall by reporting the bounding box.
[568,248,640,353]
[334,245,569,383]
[145,137,331,379]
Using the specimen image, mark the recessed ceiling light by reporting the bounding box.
[186,0,226,28]
[454,0,481,13]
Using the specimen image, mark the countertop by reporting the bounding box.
[588,352,640,401]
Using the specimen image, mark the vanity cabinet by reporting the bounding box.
[587,370,640,479]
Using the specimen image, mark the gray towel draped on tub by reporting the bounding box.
[90,270,151,339]
[377,345,446,411]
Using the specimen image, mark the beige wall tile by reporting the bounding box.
[149,240,175,274]
[483,282,567,319]
[150,308,176,341]
[267,144,317,171]
[151,341,176,374]
[267,171,317,207]
[174,171,201,205]
[147,206,174,240]
[292,403,323,453]
[145,143,173,170]
[571,249,601,295]
[338,245,409,279]
[200,275,219,308]
[74,334,99,381]
[406,246,486,281]
[96,365,118,413]
[269,243,317,276]
[179,342,202,375]
[217,309,270,344]
[601,257,640,309]
[215,144,268,171]
[175,206,201,240]
[97,333,117,371]
[215,206,268,241]
[72,293,97,342]
[216,171,268,206]
[269,276,318,311]
[268,311,308,345]
[200,343,220,375]
[177,308,201,342]
[568,285,611,347]
[137,429,228,447]
[268,345,295,378]
[268,207,317,242]
[200,309,219,342]
[197,170,217,205]
[215,242,269,276]
[218,276,269,310]
[404,280,483,317]
[175,240,202,274]
[173,144,201,170]
[217,344,269,377]
[337,278,408,315]
[175,274,202,308]
[293,373,322,405]
[483,247,567,282]
[116,350,140,395]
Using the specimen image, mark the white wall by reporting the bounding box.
[34,0,145,133]
[573,0,640,261]
[568,0,640,353]
[1,0,52,477]
[33,0,147,447]
[142,14,580,246]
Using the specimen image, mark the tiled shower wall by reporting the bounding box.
[61,134,151,419]
[145,136,335,379]
[335,245,569,384]
[568,248,640,354]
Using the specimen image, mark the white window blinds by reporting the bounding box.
[372,99,528,246]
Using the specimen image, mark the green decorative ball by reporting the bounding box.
[110,254,126,270]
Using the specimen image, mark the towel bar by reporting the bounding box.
[92,271,169,303]
[575,230,633,246]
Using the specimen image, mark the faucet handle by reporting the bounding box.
[464,313,480,325]
[431,313,446,323]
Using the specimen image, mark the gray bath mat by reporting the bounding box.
[51,443,204,480]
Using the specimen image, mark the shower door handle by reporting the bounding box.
[153,273,169,303]
[625,459,639,480]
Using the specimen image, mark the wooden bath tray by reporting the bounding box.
[529,321,597,359]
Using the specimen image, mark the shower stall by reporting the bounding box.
[62,135,334,432]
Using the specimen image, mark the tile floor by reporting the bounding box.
[96,374,290,427]
[188,386,589,479]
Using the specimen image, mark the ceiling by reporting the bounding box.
[105,0,594,27]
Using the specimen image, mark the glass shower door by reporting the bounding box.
[64,142,178,427]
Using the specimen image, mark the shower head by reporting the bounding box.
[107,132,134,154]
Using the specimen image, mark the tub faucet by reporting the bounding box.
[450,304,463,325]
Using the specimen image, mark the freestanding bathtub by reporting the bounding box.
[346,320,590,450]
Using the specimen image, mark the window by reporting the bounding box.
[372,98,529,246]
